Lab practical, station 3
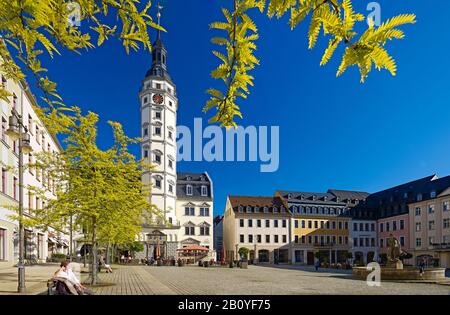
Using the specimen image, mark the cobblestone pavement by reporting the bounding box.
[1,264,449,295]
[0,264,59,295]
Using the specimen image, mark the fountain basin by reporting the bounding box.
[352,267,446,281]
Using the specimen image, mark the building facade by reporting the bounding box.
[137,26,214,261]
[213,215,224,261]
[349,218,377,265]
[0,68,65,268]
[276,191,353,265]
[408,182,450,268]
[176,172,214,259]
[223,196,291,264]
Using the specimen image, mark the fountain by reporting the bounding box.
[353,234,446,282]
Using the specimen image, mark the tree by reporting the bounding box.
[0,1,415,130]
[238,247,249,260]
[10,108,157,285]
[0,0,163,135]
[125,241,145,257]
[205,0,416,126]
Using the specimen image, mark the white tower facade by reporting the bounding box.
[140,30,178,226]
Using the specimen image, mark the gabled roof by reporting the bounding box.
[228,196,288,213]
[276,190,346,206]
[327,189,370,201]
[176,172,213,200]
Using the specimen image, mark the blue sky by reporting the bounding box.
[34,0,450,214]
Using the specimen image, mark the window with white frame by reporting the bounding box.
[154,177,162,189]
[200,225,210,236]
[415,207,421,216]
[154,152,161,164]
[416,238,422,247]
[444,218,450,229]
[201,185,207,196]
[200,207,209,216]
[0,228,6,261]
[184,207,195,216]
[443,201,449,211]
[186,185,193,196]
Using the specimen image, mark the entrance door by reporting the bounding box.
[307,251,314,265]
[295,250,303,263]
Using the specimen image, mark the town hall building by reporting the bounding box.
[136,18,214,262]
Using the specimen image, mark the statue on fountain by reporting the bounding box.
[387,234,407,269]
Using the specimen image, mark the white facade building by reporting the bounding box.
[349,219,378,265]
[0,64,66,268]
[138,27,214,261]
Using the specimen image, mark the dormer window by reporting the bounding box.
[417,193,423,201]
[200,175,205,181]
[430,191,436,198]
[263,207,268,213]
[300,194,304,200]
[238,206,244,213]
[246,206,251,213]
[323,196,328,202]
[312,195,317,201]
[287,193,292,199]
[201,185,207,196]
[186,176,192,181]
[254,207,259,212]
[281,206,286,212]
[273,207,278,213]
[186,184,193,196]
[336,197,340,203]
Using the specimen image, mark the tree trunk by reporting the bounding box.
[106,243,110,265]
[91,217,98,285]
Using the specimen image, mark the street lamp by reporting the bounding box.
[6,108,33,293]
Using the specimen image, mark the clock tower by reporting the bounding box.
[140,11,178,230]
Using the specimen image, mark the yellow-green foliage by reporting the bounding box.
[206,0,416,126]
[7,108,156,248]
[0,0,162,132]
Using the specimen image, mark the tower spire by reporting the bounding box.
[156,3,163,40]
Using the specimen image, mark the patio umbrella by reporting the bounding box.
[221,246,226,263]
[156,239,161,259]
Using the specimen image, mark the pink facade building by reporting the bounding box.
[377,213,411,263]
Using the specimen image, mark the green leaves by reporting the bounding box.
[206,0,416,126]
[0,0,162,135]
[205,0,263,127]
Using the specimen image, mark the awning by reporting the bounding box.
[177,245,209,252]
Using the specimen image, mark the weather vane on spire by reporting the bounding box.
[155,1,164,40]
[157,2,163,26]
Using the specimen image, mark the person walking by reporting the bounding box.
[419,259,425,276]
[315,259,320,271]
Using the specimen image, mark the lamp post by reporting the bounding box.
[6,108,33,293]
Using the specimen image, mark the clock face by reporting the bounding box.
[153,94,164,105]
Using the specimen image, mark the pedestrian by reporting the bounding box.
[315,259,320,271]
[120,254,125,265]
[419,259,425,276]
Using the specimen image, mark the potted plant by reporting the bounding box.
[238,247,249,269]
